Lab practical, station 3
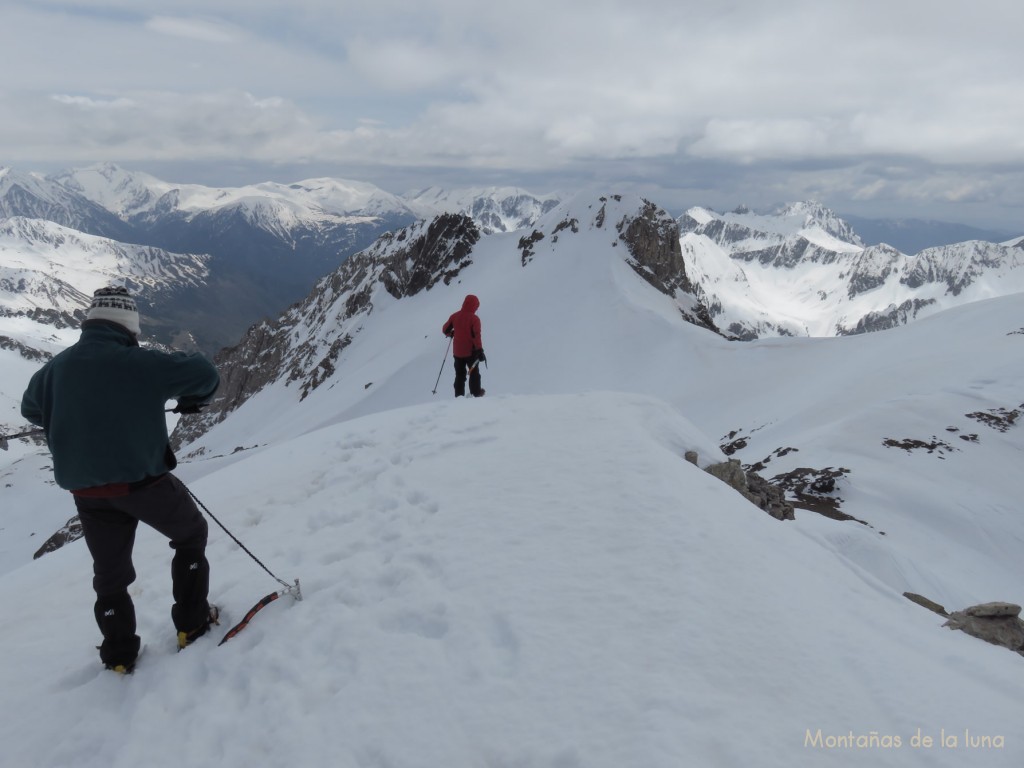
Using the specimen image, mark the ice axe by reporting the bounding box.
[468,352,488,373]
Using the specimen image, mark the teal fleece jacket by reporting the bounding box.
[21,321,220,491]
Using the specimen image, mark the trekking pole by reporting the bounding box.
[432,336,453,395]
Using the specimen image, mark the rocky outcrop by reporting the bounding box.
[33,516,82,559]
[699,456,796,521]
[611,198,718,333]
[378,213,480,298]
[837,298,937,335]
[905,593,1024,659]
[943,602,1024,657]
[615,198,694,295]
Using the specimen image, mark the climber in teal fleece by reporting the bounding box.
[21,320,219,491]
[20,286,221,672]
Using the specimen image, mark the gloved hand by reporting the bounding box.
[172,402,204,415]
[475,348,487,363]
[444,327,454,338]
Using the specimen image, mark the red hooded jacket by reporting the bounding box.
[443,295,482,358]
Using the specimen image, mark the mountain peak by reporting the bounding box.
[771,201,863,245]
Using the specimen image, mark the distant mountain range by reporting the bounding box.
[2,163,1023,390]
[0,164,560,355]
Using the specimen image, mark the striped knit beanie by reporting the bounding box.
[86,286,141,335]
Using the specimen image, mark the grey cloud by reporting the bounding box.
[2,0,1023,230]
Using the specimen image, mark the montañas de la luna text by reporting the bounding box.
[804,729,1005,750]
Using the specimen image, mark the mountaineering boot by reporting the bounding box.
[105,646,145,675]
[177,604,220,650]
[107,662,134,675]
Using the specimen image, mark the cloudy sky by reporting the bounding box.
[2,0,1022,229]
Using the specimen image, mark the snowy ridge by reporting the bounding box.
[56,164,412,219]
[403,185,562,233]
[173,193,702,449]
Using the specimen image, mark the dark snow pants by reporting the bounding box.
[74,473,210,666]
[453,355,483,397]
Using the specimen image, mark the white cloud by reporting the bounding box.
[2,0,1023,227]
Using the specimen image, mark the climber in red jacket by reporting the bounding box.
[442,294,486,397]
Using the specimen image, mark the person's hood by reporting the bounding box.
[462,294,480,313]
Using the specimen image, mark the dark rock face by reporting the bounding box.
[616,199,694,295]
[33,516,83,559]
[838,298,937,335]
[703,457,796,521]
[378,214,480,298]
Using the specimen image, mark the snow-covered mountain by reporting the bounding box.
[0,164,427,352]
[2,187,1023,767]
[402,185,562,233]
[0,216,211,437]
[0,167,134,240]
[679,203,1024,338]
[8,163,1023,356]
[53,164,418,224]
